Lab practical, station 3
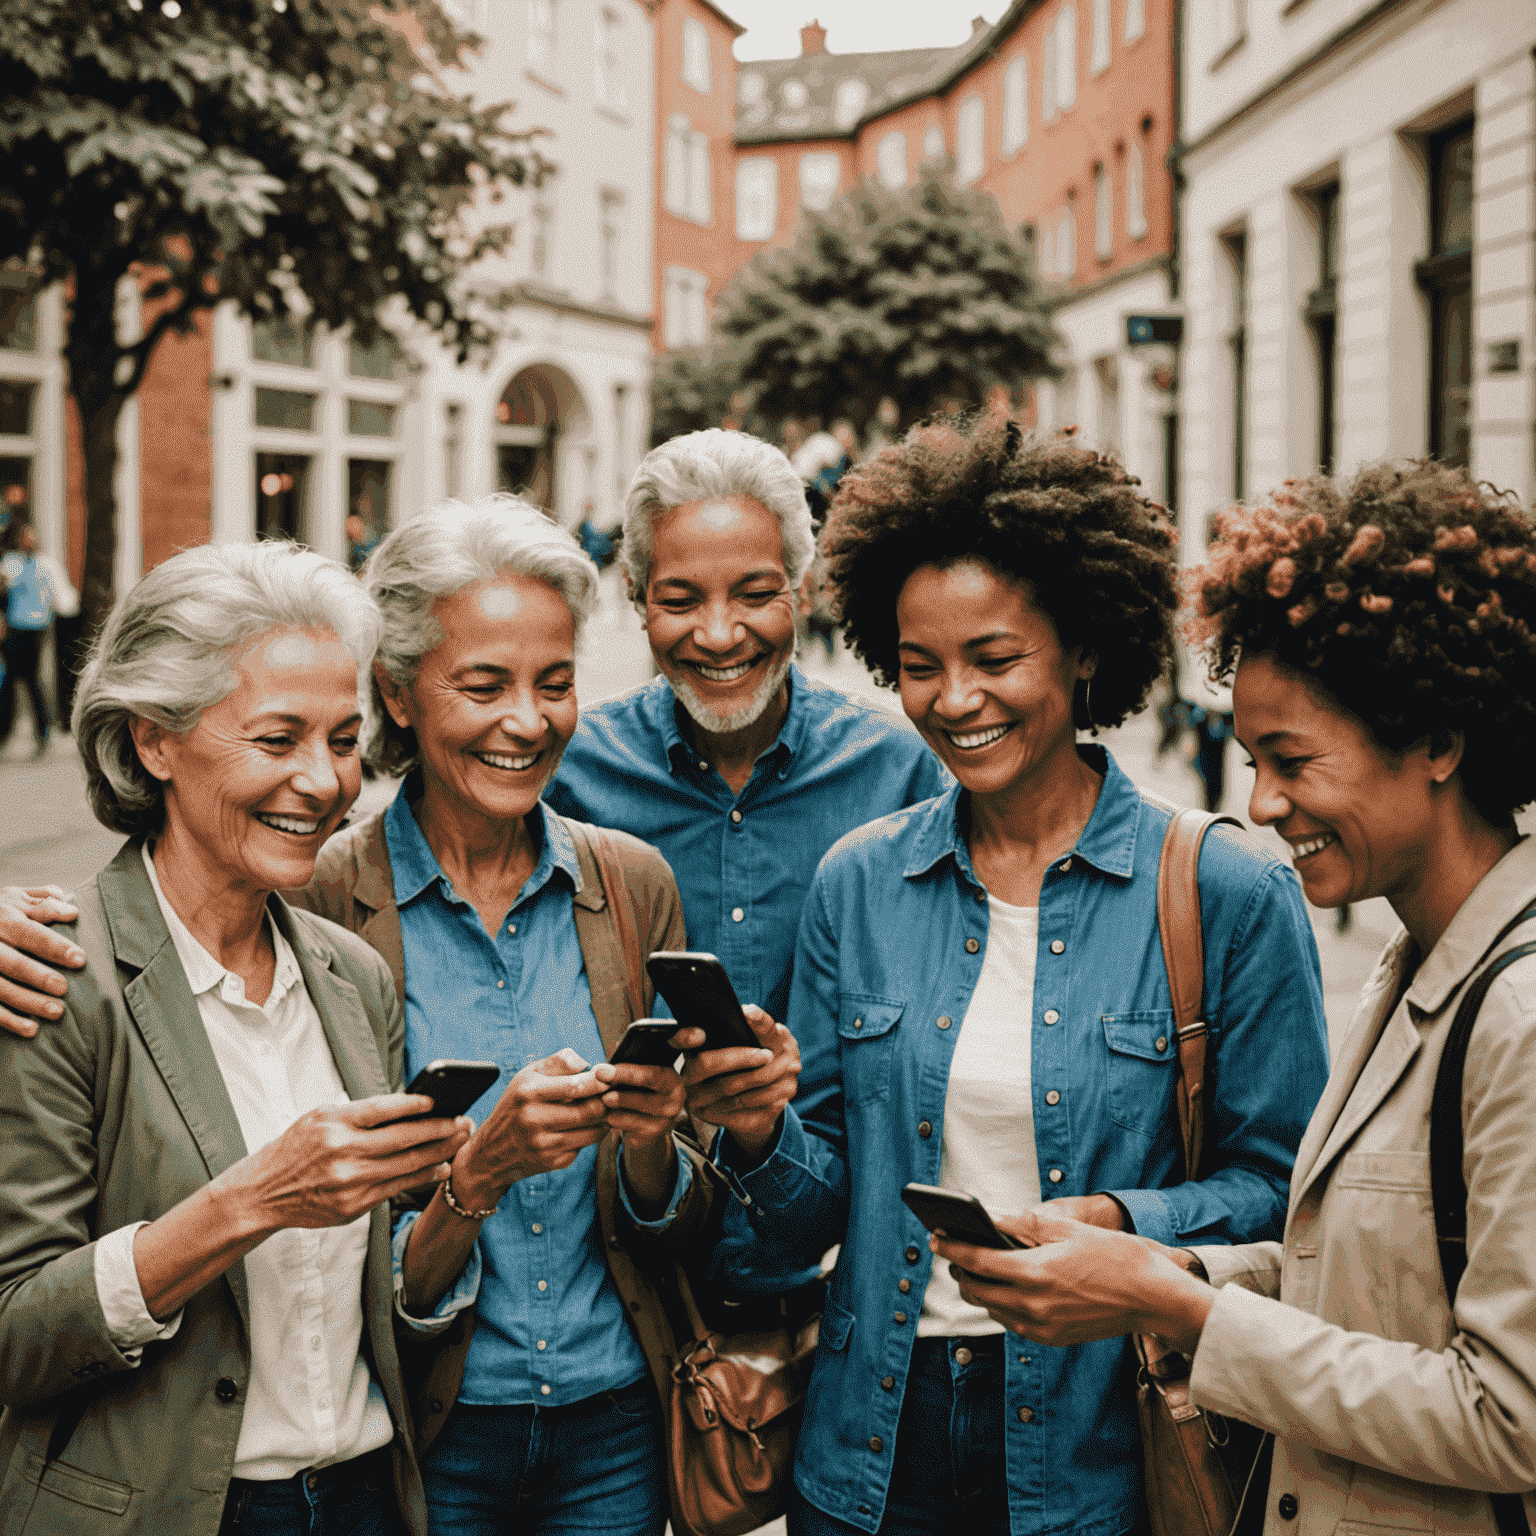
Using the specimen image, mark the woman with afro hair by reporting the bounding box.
[705,405,1330,1536]
[934,460,1536,1536]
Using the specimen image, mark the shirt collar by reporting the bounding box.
[659,665,807,776]
[384,776,581,909]
[902,746,1143,884]
[139,842,303,1003]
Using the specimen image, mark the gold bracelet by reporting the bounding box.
[440,1176,497,1222]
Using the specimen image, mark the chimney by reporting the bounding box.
[801,19,827,55]
[971,15,988,35]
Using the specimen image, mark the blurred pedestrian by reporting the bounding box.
[0,521,78,756]
[576,502,620,570]
[863,395,902,458]
[1179,640,1235,812]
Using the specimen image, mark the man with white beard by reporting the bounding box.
[544,429,948,1027]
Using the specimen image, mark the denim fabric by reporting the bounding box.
[218,1452,398,1536]
[714,748,1331,1536]
[384,787,649,1407]
[422,1385,668,1536]
[545,667,950,1025]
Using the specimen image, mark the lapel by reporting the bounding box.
[348,812,406,1003]
[566,820,631,1061]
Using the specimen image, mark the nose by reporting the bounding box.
[1247,763,1290,828]
[936,666,984,720]
[291,738,340,802]
[694,597,743,654]
[498,687,547,742]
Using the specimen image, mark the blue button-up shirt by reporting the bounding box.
[384,785,649,1406]
[714,750,1331,1535]
[545,666,950,1024]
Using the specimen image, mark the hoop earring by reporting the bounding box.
[1082,674,1095,731]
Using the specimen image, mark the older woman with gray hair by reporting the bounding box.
[277,494,707,1536]
[0,540,471,1536]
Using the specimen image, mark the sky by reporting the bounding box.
[725,1,1013,62]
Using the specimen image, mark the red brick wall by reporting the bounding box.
[136,303,212,569]
[733,136,858,256]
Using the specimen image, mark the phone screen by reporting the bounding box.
[900,1183,1023,1250]
[645,952,759,1051]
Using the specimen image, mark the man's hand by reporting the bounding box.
[681,1004,800,1164]
[0,887,84,1038]
[603,1057,688,1217]
[932,1205,1215,1354]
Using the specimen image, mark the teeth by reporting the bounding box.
[256,813,321,835]
[946,724,1011,750]
[693,660,755,682]
[1292,833,1338,859]
[477,751,538,771]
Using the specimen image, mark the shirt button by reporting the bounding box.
[537,1339,547,1350]
[537,1279,548,1291]
[531,1223,542,1234]
[1277,1494,1299,1520]
[917,1120,932,1138]
[868,1437,883,1453]
[880,1375,895,1391]
[1017,1405,1035,1423]
[965,938,980,954]
[954,1346,973,1364]
[1050,940,1065,954]
[905,1245,920,1263]
[1045,1090,1060,1106]
[1155,1036,1168,1052]
[698,760,709,771]
[853,1017,862,1029]
[497,979,506,989]
[1048,1169,1063,1184]
[1043,1009,1059,1025]
[732,907,744,922]
[936,1015,952,1030]
[898,1278,911,1294]
[730,809,743,824]
[974,889,986,902]
[894,1311,907,1324]
[508,923,517,935]
[540,1384,552,1396]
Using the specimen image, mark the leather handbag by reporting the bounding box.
[588,828,821,1536]
[1136,808,1269,1536]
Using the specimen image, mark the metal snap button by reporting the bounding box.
[917,1120,932,1138]
[1050,940,1065,954]
[730,809,742,823]
[1045,1090,1060,1106]
[905,1245,920,1263]
[880,1375,895,1391]
[1048,1168,1063,1183]
[1017,1405,1035,1423]
[868,1437,883,1453]
[1043,1009,1059,1024]
[732,907,744,922]
[954,1346,973,1364]
[965,938,980,954]
[936,1015,952,1030]
[1155,1037,1168,1052]
[898,1278,911,1294]
[894,1311,907,1324]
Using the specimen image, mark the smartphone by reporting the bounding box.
[610,1019,683,1070]
[403,1060,501,1120]
[645,951,760,1052]
[900,1183,1024,1250]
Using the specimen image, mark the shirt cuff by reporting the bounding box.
[618,1142,694,1230]
[1100,1187,1177,1247]
[93,1222,184,1361]
[713,1108,800,1210]
[391,1209,482,1336]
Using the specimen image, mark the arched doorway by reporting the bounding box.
[494,364,591,522]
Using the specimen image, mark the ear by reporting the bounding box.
[372,661,413,730]
[1077,652,1099,682]
[1425,729,1465,787]
[128,715,176,784]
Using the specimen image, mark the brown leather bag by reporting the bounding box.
[1136,808,1269,1536]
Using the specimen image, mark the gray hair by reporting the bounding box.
[361,493,599,776]
[73,541,381,837]
[622,429,816,600]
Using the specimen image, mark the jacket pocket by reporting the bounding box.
[1102,1010,1178,1138]
[837,996,903,1109]
[818,1298,855,1353]
[20,1451,133,1516]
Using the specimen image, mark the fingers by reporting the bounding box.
[343,1093,437,1128]
[530,1047,591,1078]
[0,1001,40,1038]
[668,1026,707,1051]
[683,1044,774,1088]
[0,904,86,972]
[518,1067,611,1104]
[740,1003,780,1047]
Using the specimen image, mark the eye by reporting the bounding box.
[463,683,501,697]
[543,679,574,698]
[257,734,296,750]
[740,588,782,605]
[977,653,1022,671]
[898,658,937,679]
[331,734,359,756]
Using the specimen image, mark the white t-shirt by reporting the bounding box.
[918,895,1041,1337]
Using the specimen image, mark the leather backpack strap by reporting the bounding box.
[1156,808,1242,1181]
[573,820,649,1027]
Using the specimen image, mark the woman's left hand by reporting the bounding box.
[596,1061,686,1148]
[932,1205,1215,1354]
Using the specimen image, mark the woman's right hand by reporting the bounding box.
[0,886,84,1037]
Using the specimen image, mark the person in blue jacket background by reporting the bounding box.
[701,408,1332,1536]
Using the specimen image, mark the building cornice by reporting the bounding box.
[1041,253,1172,313]
[506,283,656,332]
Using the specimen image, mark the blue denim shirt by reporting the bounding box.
[384,785,651,1406]
[714,749,1331,1536]
[545,666,950,1024]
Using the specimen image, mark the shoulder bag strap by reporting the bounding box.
[577,821,649,1027]
[1156,808,1242,1181]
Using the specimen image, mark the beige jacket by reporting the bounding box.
[1189,836,1536,1536]
[0,842,429,1536]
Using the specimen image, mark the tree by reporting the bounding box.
[0,0,540,634]
[713,164,1061,432]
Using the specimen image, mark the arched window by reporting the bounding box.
[681,17,710,92]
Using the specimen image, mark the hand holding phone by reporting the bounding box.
[901,1183,1024,1250]
[645,951,760,1052]
[609,1019,684,1070]
[402,1060,501,1121]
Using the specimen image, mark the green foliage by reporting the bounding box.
[648,345,739,446]
[712,165,1061,429]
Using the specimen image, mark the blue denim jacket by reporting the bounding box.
[714,749,1330,1536]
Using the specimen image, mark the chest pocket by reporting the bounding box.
[837,995,903,1109]
[1103,1010,1178,1138]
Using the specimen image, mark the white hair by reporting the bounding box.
[622,429,816,601]
[73,541,381,837]
[361,493,599,775]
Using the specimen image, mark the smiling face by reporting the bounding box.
[138,626,363,896]
[1233,653,1443,909]
[896,560,1089,798]
[378,572,577,830]
[643,495,797,737]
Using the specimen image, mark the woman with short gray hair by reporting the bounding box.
[0,539,470,1536]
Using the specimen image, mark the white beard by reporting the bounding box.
[667,646,795,737]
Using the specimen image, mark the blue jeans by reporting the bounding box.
[791,1336,1009,1536]
[218,1448,398,1536]
[423,1379,667,1536]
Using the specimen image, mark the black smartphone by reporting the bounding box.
[403,1060,501,1120]
[610,1019,683,1070]
[645,951,760,1051]
[900,1183,1024,1250]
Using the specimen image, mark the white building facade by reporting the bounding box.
[1177,0,1535,565]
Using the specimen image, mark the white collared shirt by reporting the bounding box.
[91,846,394,1479]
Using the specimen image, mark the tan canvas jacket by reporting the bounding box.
[0,842,430,1536]
[294,805,714,1456]
[1188,836,1536,1536]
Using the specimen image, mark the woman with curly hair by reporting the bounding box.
[934,460,1536,1535]
[705,406,1330,1536]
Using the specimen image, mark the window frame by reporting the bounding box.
[681,16,711,94]
[1002,55,1029,155]
[957,95,986,185]
[735,157,778,242]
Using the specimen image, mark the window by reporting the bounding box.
[1,265,39,353]
[957,96,985,184]
[1417,123,1473,467]
[599,188,624,296]
[799,152,841,211]
[832,78,869,131]
[444,402,463,500]
[254,387,317,432]
[1002,57,1028,154]
[0,379,37,436]
[528,0,556,79]
[253,317,314,368]
[664,116,711,223]
[346,460,391,570]
[1125,0,1145,41]
[877,131,907,190]
[255,452,311,543]
[595,8,626,112]
[1094,165,1112,261]
[735,158,777,241]
[1126,141,1147,239]
[923,123,946,161]
[1090,0,1111,74]
[1222,230,1248,499]
[1055,6,1077,112]
[663,267,710,349]
[1058,203,1076,277]
[681,17,710,93]
[1039,220,1056,279]
[348,331,407,380]
[1301,182,1340,474]
[346,399,397,437]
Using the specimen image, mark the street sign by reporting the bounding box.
[1127,314,1183,346]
